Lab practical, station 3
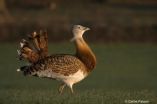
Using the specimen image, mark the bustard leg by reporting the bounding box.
[70,87,74,94]
[69,85,74,94]
[58,83,66,94]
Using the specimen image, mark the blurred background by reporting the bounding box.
[0,0,157,42]
[0,0,157,98]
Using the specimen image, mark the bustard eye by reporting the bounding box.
[78,26,81,29]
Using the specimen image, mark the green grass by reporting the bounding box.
[0,43,157,104]
[0,89,156,104]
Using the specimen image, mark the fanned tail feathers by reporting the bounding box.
[17,39,39,63]
[17,30,48,63]
[28,31,48,59]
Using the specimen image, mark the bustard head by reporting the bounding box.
[71,25,90,41]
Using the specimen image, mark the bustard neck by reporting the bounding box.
[74,38,96,72]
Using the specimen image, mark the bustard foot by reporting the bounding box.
[58,83,66,94]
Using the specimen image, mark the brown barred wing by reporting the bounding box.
[30,54,86,76]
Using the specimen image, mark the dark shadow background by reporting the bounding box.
[0,0,157,43]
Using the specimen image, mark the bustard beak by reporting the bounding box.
[84,27,90,31]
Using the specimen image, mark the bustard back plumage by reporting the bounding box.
[17,25,96,94]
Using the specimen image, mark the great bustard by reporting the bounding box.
[17,25,96,94]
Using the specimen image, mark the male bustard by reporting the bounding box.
[17,25,96,94]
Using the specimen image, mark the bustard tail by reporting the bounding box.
[17,30,48,63]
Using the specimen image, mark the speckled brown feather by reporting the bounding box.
[22,54,87,77]
[38,30,48,58]
[20,47,39,63]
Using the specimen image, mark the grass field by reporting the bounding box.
[0,43,157,104]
